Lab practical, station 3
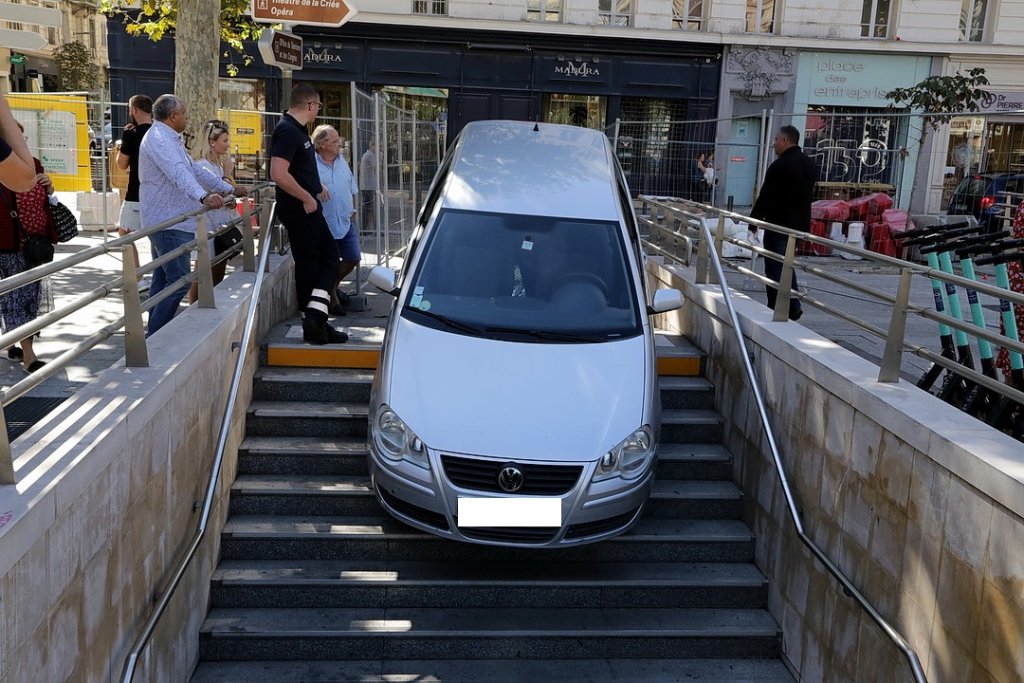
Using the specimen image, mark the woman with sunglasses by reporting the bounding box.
[188,119,247,303]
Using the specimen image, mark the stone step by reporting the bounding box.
[219,515,755,563]
[192,658,796,683]
[252,367,374,403]
[197,607,781,661]
[208,559,767,609]
[656,443,733,480]
[245,401,369,438]
[654,332,705,377]
[660,409,724,445]
[236,437,731,480]
[237,436,369,476]
[658,376,716,410]
[228,476,742,519]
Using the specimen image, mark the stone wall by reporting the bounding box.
[648,259,1024,683]
[0,255,295,683]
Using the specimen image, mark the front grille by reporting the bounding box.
[564,506,641,540]
[456,522,560,544]
[442,455,583,495]
[379,487,450,531]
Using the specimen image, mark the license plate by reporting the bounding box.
[457,497,562,527]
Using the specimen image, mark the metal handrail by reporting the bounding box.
[0,185,272,483]
[639,197,1024,410]
[644,201,928,681]
[118,200,279,683]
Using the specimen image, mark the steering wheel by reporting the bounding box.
[551,272,609,298]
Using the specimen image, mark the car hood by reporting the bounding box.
[384,317,648,462]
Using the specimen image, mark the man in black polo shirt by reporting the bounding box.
[270,84,348,344]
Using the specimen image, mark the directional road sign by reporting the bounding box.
[0,2,62,26]
[0,28,46,52]
[250,0,357,28]
[258,29,303,71]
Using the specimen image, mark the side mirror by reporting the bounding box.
[648,288,684,314]
[368,266,398,294]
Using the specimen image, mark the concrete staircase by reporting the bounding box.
[191,330,793,682]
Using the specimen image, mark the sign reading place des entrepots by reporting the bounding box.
[250,0,357,27]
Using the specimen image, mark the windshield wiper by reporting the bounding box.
[406,307,483,335]
[484,326,605,343]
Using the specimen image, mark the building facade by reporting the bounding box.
[106,0,1024,211]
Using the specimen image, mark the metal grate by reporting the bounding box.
[5,396,68,442]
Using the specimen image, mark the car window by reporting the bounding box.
[401,209,642,342]
[954,176,988,197]
[1006,176,1024,195]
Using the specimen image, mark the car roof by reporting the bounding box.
[441,120,622,220]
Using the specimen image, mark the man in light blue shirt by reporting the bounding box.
[139,94,232,336]
[313,125,360,314]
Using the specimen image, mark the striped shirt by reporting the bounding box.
[139,120,231,234]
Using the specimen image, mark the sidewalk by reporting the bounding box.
[1,230,150,399]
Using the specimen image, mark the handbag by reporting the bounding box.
[49,200,78,243]
[213,225,244,256]
[1,190,54,268]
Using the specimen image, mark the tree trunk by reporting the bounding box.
[174,0,221,154]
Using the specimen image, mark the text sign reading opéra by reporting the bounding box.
[250,0,357,28]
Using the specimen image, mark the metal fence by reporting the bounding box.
[609,109,1024,216]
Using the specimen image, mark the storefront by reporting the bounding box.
[926,57,1024,212]
[793,51,933,208]
[107,21,721,194]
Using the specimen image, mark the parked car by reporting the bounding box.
[946,172,1024,231]
[366,120,684,547]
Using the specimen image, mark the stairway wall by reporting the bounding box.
[647,259,1024,683]
[0,256,296,683]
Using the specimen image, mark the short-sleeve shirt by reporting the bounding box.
[118,122,152,202]
[270,113,321,216]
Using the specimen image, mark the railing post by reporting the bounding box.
[122,245,149,367]
[773,234,797,322]
[0,409,14,484]
[710,212,728,286]
[879,267,914,382]
[241,197,256,272]
[695,226,710,285]
[195,215,216,309]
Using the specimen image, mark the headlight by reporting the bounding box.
[594,426,654,481]
[372,405,429,468]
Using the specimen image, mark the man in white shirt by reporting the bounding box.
[139,94,232,336]
[313,125,360,314]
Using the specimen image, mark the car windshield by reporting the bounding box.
[401,209,642,343]
[954,176,989,197]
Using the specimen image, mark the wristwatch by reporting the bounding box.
[199,193,211,204]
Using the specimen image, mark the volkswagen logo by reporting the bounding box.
[497,465,524,493]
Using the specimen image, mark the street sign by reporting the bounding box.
[0,28,46,52]
[250,0,357,28]
[0,2,62,26]
[9,53,26,66]
[258,29,303,71]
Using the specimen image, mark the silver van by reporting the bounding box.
[367,120,684,546]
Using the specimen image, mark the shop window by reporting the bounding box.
[959,0,987,41]
[413,0,447,15]
[672,0,704,30]
[598,0,632,26]
[860,0,891,37]
[527,0,562,22]
[745,0,775,33]
[802,106,907,189]
[543,94,606,129]
[982,122,1024,174]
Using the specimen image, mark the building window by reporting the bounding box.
[598,0,632,26]
[745,0,775,33]
[861,0,891,37]
[673,0,704,30]
[413,0,447,15]
[543,94,606,129]
[527,0,562,22]
[959,0,987,41]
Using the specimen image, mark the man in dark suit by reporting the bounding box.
[750,125,817,321]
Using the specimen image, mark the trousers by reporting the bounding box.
[762,229,801,312]
[279,207,340,310]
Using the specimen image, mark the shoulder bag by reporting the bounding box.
[49,199,78,243]
[1,190,54,268]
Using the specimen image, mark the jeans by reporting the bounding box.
[147,229,193,337]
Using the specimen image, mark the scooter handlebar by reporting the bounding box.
[909,224,983,250]
[900,220,973,240]
[974,249,1024,267]
[952,231,1012,257]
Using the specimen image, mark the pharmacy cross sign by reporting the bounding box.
[250,0,357,27]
